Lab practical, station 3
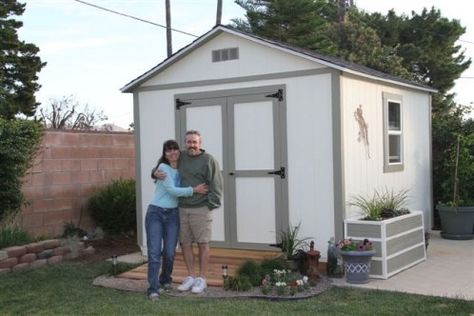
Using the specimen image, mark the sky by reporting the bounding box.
[17,0,474,128]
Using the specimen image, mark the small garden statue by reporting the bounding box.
[305,241,320,283]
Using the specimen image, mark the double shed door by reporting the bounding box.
[175,86,288,248]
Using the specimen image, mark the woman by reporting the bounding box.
[146,140,208,300]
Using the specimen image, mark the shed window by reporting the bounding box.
[383,92,404,172]
[212,47,239,62]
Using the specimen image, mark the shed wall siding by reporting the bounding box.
[137,74,335,254]
[143,33,323,87]
[341,76,431,229]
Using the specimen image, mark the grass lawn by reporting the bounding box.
[0,261,472,315]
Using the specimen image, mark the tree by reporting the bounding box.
[0,118,42,222]
[37,95,107,130]
[233,0,339,54]
[362,8,471,96]
[0,1,45,119]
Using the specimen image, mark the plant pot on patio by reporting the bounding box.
[436,205,474,240]
[340,250,376,284]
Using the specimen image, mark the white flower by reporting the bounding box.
[303,276,309,283]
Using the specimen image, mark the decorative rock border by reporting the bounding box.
[93,275,333,301]
[0,238,95,273]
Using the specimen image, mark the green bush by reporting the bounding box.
[0,226,31,249]
[0,118,43,222]
[259,257,287,276]
[236,260,262,286]
[223,275,252,292]
[88,178,136,235]
[62,221,87,238]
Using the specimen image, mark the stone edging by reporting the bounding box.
[93,275,333,300]
[0,238,95,273]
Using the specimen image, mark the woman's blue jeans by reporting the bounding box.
[145,204,179,295]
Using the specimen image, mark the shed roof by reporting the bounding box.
[121,25,437,93]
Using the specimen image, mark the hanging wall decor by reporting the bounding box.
[354,104,370,158]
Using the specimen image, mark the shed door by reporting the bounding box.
[176,87,288,248]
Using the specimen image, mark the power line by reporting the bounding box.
[73,0,199,38]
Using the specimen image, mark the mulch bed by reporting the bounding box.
[74,234,140,263]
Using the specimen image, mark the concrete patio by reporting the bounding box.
[332,231,474,300]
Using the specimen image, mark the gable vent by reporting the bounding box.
[212,47,239,62]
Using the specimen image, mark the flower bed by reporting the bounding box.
[260,269,310,296]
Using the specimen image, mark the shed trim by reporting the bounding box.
[134,68,332,92]
[331,69,344,241]
[133,92,144,249]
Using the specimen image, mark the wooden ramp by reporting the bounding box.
[119,247,281,287]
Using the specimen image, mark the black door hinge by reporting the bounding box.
[267,167,286,179]
[176,98,191,109]
[265,89,284,101]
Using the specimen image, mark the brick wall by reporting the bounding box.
[21,130,135,237]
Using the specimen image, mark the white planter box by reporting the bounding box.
[344,210,426,279]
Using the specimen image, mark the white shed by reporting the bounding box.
[122,25,435,256]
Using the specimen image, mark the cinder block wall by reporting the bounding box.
[21,130,135,237]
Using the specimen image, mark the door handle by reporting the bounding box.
[267,167,286,179]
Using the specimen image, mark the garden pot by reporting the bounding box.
[285,258,299,271]
[340,250,376,284]
[436,205,474,240]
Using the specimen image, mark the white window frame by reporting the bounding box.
[383,92,404,172]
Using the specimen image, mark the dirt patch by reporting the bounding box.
[74,234,140,263]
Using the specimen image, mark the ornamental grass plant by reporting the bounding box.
[349,189,410,220]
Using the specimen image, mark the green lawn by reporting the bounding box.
[0,262,472,315]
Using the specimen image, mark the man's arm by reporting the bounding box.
[206,157,223,210]
[151,165,166,180]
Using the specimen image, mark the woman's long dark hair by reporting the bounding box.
[151,140,180,182]
[157,139,180,166]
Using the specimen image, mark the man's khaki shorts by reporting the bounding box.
[179,206,213,244]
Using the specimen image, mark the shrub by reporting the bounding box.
[259,257,287,276]
[0,226,31,249]
[62,221,87,238]
[0,118,43,222]
[236,260,262,286]
[88,179,136,234]
[223,275,252,292]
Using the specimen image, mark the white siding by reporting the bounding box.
[143,32,324,87]
[341,76,431,229]
[137,74,335,254]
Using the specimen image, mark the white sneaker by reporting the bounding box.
[177,276,195,292]
[191,277,207,294]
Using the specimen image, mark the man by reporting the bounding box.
[153,130,223,294]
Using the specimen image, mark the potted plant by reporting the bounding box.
[436,134,474,240]
[344,189,426,279]
[271,223,310,271]
[336,238,375,284]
